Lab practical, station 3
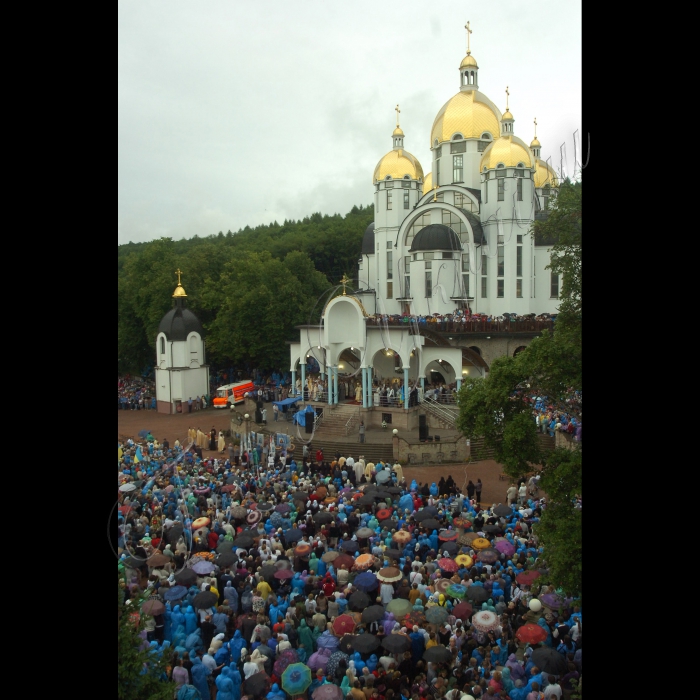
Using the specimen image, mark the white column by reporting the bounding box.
[404,368,409,411]
[300,364,306,400]
[291,370,296,397]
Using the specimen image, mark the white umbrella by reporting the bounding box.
[471,610,500,633]
[119,483,136,492]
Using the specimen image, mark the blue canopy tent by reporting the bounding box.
[272,396,302,421]
[293,404,315,427]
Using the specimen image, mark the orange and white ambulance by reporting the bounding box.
[212,380,254,409]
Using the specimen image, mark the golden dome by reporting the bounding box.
[502,109,513,120]
[393,126,405,137]
[459,53,478,69]
[172,284,188,298]
[479,135,534,170]
[534,158,559,188]
[530,137,541,148]
[422,172,433,195]
[431,90,501,146]
[373,148,424,183]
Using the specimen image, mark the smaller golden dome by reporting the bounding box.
[534,158,559,189]
[480,134,534,170]
[172,284,187,298]
[460,53,478,69]
[373,148,424,183]
[530,137,541,148]
[393,126,405,137]
[422,172,433,195]
[502,109,513,120]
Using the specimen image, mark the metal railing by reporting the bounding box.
[367,318,554,334]
[422,396,459,429]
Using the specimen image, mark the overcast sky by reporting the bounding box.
[118,1,581,245]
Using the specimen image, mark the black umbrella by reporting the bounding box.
[357,495,375,506]
[361,605,386,624]
[243,671,271,699]
[284,528,304,543]
[482,524,502,533]
[340,540,359,552]
[422,506,439,515]
[313,512,334,524]
[387,487,402,495]
[371,490,391,499]
[291,491,308,502]
[420,518,441,530]
[166,522,184,544]
[258,503,274,513]
[466,585,490,603]
[174,568,197,586]
[216,551,237,567]
[349,633,380,653]
[414,510,437,522]
[124,555,146,568]
[493,504,512,518]
[233,535,254,548]
[438,541,459,555]
[530,646,568,675]
[260,564,277,582]
[348,591,371,611]
[217,540,235,552]
[422,645,453,663]
[383,548,402,560]
[193,591,218,609]
[337,634,355,655]
[226,475,237,484]
[381,634,411,654]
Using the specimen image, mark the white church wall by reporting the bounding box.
[172,343,187,367]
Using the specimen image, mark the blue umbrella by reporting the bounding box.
[353,571,378,592]
[281,663,312,696]
[163,585,188,601]
[138,429,150,438]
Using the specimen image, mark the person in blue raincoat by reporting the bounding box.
[227,663,242,700]
[229,630,245,664]
[316,556,327,577]
[266,682,286,700]
[428,530,438,552]
[429,482,438,497]
[190,655,212,700]
[171,604,186,632]
[184,605,198,635]
[215,667,236,700]
[366,654,378,673]
[291,573,305,596]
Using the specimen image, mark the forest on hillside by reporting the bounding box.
[118,205,374,374]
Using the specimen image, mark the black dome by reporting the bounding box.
[361,222,375,254]
[409,224,462,252]
[157,302,204,341]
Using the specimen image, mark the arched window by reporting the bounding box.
[160,337,165,355]
[513,346,527,357]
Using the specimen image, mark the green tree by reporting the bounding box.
[118,580,175,700]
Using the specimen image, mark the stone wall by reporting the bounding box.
[394,435,471,465]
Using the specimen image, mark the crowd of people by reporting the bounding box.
[118,436,582,700]
[119,375,158,410]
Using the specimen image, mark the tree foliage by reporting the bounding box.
[118,204,373,374]
[456,178,582,597]
[118,579,175,700]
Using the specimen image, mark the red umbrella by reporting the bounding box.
[221,484,236,493]
[516,570,541,586]
[437,558,458,573]
[332,614,357,636]
[438,530,458,541]
[141,599,165,616]
[274,569,294,580]
[294,543,312,558]
[451,601,473,620]
[333,554,355,570]
[516,623,548,644]
[376,508,392,521]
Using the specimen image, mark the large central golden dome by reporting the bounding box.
[373,149,424,183]
[430,90,502,146]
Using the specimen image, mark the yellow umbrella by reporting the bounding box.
[455,554,473,567]
[471,537,491,550]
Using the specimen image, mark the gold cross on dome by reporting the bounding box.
[395,104,401,128]
[505,86,510,110]
[465,21,472,54]
[175,268,183,285]
[534,117,538,137]
[340,273,350,296]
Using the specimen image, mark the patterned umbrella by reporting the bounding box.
[192,517,210,530]
[385,598,412,617]
[294,543,312,558]
[438,530,458,541]
[247,511,262,525]
[311,684,347,700]
[323,652,349,684]
[354,571,379,592]
[353,554,375,571]
[446,584,468,600]
[273,649,300,677]
[515,623,548,644]
[376,566,402,583]
[281,663,312,696]
[275,504,291,514]
[230,505,248,519]
[477,548,500,564]
[425,606,449,625]
[361,605,386,623]
[331,613,357,637]
[458,532,480,546]
[375,508,392,521]
[466,585,489,603]
[392,530,412,544]
[452,517,472,529]
[437,558,458,573]
[451,601,473,620]
[333,554,356,570]
[471,610,500,633]
[455,554,473,568]
[191,559,215,575]
[495,541,516,557]
[403,610,427,626]
[471,537,491,550]
[516,570,541,586]
[434,578,451,594]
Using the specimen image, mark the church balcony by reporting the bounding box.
[365,317,554,336]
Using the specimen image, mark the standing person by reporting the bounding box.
[218,431,226,453]
[518,482,527,506]
[188,397,193,413]
[359,421,365,444]
[467,480,476,501]
[261,408,267,425]
[506,484,518,506]
[475,479,483,505]
[210,427,217,451]
[273,404,279,422]
[315,447,324,465]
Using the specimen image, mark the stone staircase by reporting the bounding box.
[303,437,394,465]
[422,396,459,429]
[314,404,360,437]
